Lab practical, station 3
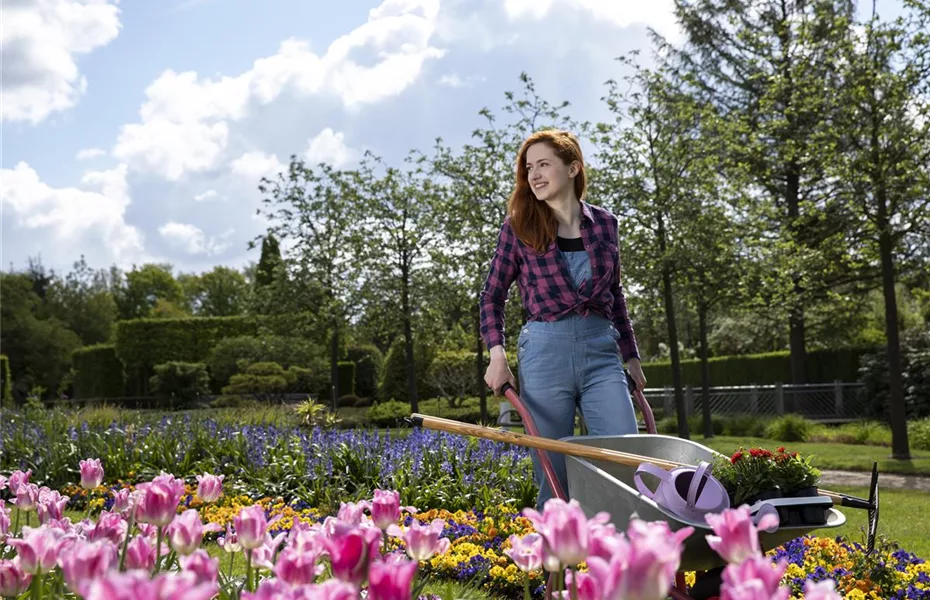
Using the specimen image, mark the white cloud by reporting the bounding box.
[76,147,106,160]
[158,221,233,255]
[112,0,444,180]
[502,0,680,41]
[1,0,122,124]
[194,189,218,202]
[304,128,356,167]
[0,161,145,265]
[230,151,282,181]
[437,73,484,88]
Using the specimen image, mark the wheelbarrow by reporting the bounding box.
[409,376,880,600]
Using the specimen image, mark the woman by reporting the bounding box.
[479,129,647,511]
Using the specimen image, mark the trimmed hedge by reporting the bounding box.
[0,354,11,406]
[72,345,126,399]
[640,346,876,387]
[337,361,356,396]
[346,345,383,398]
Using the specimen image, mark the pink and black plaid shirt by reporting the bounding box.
[479,201,640,362]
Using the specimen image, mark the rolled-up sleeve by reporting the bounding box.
[479,219,519,351]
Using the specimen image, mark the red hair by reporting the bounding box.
[507,129,587,254]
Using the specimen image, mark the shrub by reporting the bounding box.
[354,396,373,408]
[909,417,930,451]
[367,400,410,428]
[765,414,815,442]
[205,335,319,389]
[723,414,772,438]
[338,394,361,408]
[149,362,210,410]
[338,361,355,396]
[72,345,126,399]
[378,337,437,403]
[346,344,383,399]
[221,362,294,404]
[426,350,487,407]
[859,328,930,420]
[0,354,12,407]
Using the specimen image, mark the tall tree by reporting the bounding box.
[255,234,283,288]
[833,0,930,458]
[425,73,575,420]
[113,264,185,320]
[663,0,860,405]
[345,152,442,412]
[256,158,357,408]
[46,256,117,345]
[592,58,722,439]
[181,266,249,317]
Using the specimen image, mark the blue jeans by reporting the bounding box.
[516,313,638,511]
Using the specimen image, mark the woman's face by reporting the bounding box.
[525,142,576,202]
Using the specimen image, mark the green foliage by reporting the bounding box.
[641,347,874,387]
[255,234,283,288]
[0,354,12,406]
[378,336,436,403]
[337,394,361,408]
[909,418,930,451]
[293,397,340,429]
[765,414,816,443]
[337,361,355,396]
[721,414,772,438]
[859,328,930,420]
[366,396,500,428]
[219,361,311,404]
[71,344,126,399]
[427,350,486,407]
[345,344,383,399]
[113,264,186,320]
[204,334,320,389]
[149,362,210,410]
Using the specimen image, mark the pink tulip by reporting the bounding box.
[0,500,10,542]
[195,474,224,503]
[274,546,323,585]
[503,533,543,573]
[0,559,32,597]
[0,475,6,492]
[87,510,128,545]
[706,506,779,565]
[136,480,182,528]
[234,504,282,551]
[802,579,843,600]
[60,540,117,596]
[7,469,32,495]
[150,473,186,500]
[624,520,693,600]
[369,489,416,531]
[7,525,64,574]
[720,555,790,600]
[37,489,70,524]
[368,555,418,600]
[166,509,222,555]
[587,520,627,561]
[217,523,241,553]
[244,578,357,600]
[80,458,105,490]
[247,532,287,571]
[179,549,219,585]
[82,570,217,600]
[523,498,592,567]
[125,535,158,571]
[337,500,369,525]
[14,482,39,512]
[387,518,450,561]
[322,522,382,585]
[563,570,601,600]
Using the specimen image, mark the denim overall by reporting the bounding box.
[516,242,638,511]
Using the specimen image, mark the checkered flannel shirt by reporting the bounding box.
[478,201,640,362]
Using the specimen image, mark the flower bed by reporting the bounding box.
[3,462,928,599]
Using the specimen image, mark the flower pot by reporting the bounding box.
[788,486,828,525]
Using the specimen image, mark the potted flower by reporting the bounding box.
[770,446,821,497]
[712,447,781,507]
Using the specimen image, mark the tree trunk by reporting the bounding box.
[877,185,910,459]
[657,213,687,439]
[330,318,339,411]
[402,264,419,413]
[475,295,488,421]
[786,161,806,411]
[699,303,713,438]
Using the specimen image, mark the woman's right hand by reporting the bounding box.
[485,352,516,396]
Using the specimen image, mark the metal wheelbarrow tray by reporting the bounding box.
[561,432,847,573]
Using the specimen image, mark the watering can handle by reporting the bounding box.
[633,462,670,499]
[687,461,711,508]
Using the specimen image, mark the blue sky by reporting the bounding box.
[1,0,908,276]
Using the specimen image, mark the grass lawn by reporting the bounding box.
[695,435,930,476]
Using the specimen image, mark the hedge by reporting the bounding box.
[115,315,300,394]
[337,361,356,396]
[72,345,126,399]
[640,346,877,388]
[346,345,383,398]
[0,354,12,406]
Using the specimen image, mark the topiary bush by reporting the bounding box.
[0,354,12,407]
[205,335,319,390]
[378,337,437,403]
[149,362,210,410]
[71,344,126,399]
[346,344,383,399]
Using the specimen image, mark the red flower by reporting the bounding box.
[731,451,743,464]
[777,446,786,453]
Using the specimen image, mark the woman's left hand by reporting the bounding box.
[627,358,647,391]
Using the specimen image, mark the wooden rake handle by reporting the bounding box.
[408,413,874,510]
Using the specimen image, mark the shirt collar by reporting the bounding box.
[580,200,595,224]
